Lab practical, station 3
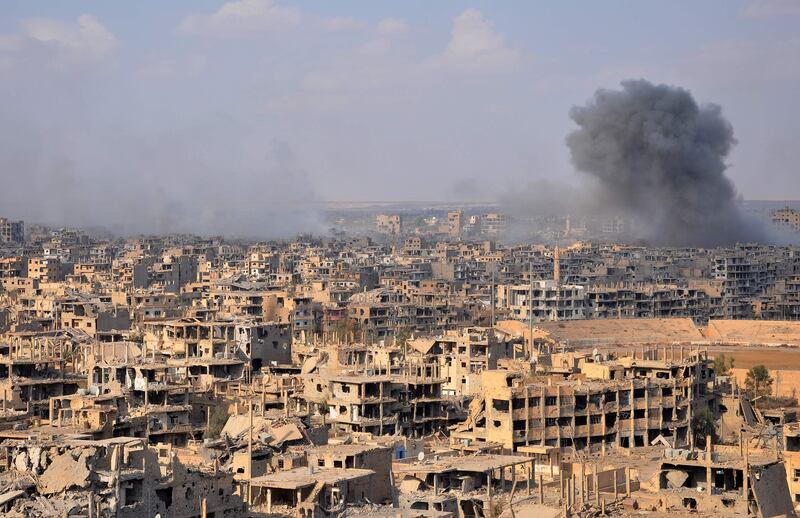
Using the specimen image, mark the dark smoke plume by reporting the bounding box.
[566,79,765,246]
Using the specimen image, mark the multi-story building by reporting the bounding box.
[57,300,131,340]
[0,257,27,279]
[376,214,402,235]
[0,336,84,419]
[772,207,800,232]
[784,423,800,506]
[497,280,586,321]
[0,217,24,244]
[601,217,626,235]
[302,351,447,438]
[410,327,516,397]
[143,317,291,371]
[245,248,279,277]
[27,257,73,283]
[585,283,723,323]
[447,210,463,237]
[480,213,507,236]
[452,351,714,452]
[714,248,781,319]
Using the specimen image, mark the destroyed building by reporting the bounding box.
[451,350,714,453]
[0,226,799,516]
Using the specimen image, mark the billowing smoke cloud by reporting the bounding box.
[566,79,765,246]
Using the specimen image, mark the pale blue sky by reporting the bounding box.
[0,0,799,234]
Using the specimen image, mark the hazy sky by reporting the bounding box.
[1,0,799,234]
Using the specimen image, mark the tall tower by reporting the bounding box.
[554,245,561,287]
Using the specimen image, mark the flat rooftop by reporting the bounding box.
[306,443,391,456]
[393,454,531,475]
[249,467,374,489]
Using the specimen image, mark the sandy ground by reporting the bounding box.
[705,346,800,370]
[606,344,800,371]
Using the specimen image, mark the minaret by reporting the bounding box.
[554,245,561,287]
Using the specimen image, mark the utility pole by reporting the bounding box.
[490,270,496,329]
[248,389,253,505]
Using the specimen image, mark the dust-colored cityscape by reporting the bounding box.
[3,204,800,518]
[3,1,800,518]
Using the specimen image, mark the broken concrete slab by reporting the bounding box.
[664,469,688,489]
[13,451,28,473]
[0,490,26,507]
[267,423,303,446]
[399,477,423,493]
[301,356,319,374]
[221,415,250,438]
[750,462,796,518]
[650,434,670,447]
[38,450,91,495]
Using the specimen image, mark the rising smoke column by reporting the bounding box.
[566,79,763,246]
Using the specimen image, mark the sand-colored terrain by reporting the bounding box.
[707,346,800,371]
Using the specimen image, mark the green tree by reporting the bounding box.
[713,353,735,377]
[394,325,413,361]
[691,408,716,446]
[745,365,773,401]
[394,326,412,348]
[206,406,229,439]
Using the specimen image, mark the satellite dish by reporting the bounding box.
[417,452,425,461]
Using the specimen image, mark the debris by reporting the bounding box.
[664,470,688,489]
[38,450,92,495]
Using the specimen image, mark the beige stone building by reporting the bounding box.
[0,217,23,244]
[772,207,800,232]
[376,214,402,235]
[451,351,714,452]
